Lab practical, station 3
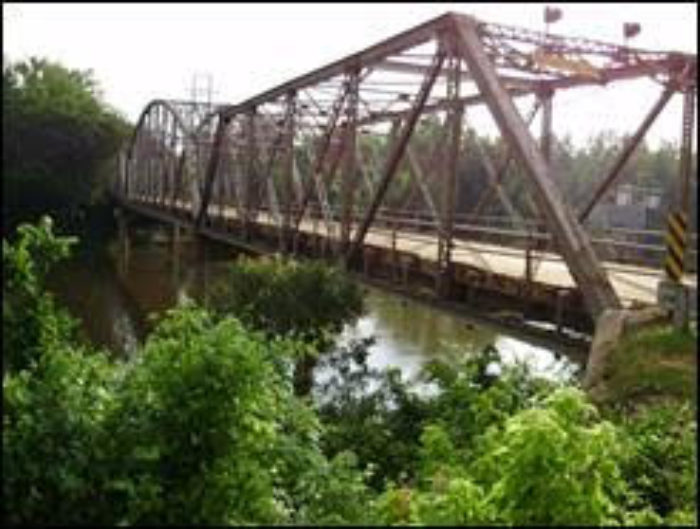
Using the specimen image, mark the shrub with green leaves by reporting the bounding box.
[210,256,364,343]
[3,339,117,525]
[317,343,557,492]
[471,387,631,525]
[619,403,697,524]
[373,387,665,526]
[3,220,696,526]
[210,256,364,395]
[2,216,78,372]
[99,307,296,524]
[316,337,431,490]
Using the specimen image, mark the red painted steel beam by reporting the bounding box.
[195,115,230,228]
[346,48,446,264]
[221,14,455,120]
[453,14,622,319]
[578,85,675,223]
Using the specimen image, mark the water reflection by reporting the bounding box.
[340,288,498,381]
[47,237,581,382]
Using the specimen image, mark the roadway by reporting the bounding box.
[126,196,697,308]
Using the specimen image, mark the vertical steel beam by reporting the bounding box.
[195,114,229,229]
[578,85,674,223]
[160,106,169,207]
[340,68,360,255]
[168,111,178,211]
[678,85,696,271]
[282,91,297,253]
[244,109,258,239]
[437,45,463,297]
[454,17,621,319]
[527,88,554,283]
[539,88,553,169]
[678,86,695,227]
[346,47,445,265]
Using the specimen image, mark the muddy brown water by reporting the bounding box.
[47,234,582,383]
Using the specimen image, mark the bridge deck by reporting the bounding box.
[127,197,696,308]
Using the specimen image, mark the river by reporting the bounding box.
[47,232,583,383]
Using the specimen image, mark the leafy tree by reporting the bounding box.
[3,57,129,233]
[316,337,431,490]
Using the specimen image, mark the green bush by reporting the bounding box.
[3,220,696,526]
[316,337,431,490]
[317,343,556,492]
[210,256,364,395]
[3,340,117,525]
[100,307,294,524]
[210,256,364,344]
[373,387,667,526]
[2,216,78,372]
[620,403,697,523]
[471,387,630,525]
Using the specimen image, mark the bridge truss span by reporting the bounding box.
[115,12,697,329]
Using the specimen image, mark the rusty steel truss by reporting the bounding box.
[114,12,697,323]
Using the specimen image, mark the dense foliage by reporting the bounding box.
[3,222,371,525]
[2,216,78,372]
[2,220,696,526]
[209,256,364,395]
[210,256,364,343]
[3,57,129,233]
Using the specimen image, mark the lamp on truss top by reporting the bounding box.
[544,6,562,35]
[623,22,641,47]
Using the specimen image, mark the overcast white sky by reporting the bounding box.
[3,2,697,149]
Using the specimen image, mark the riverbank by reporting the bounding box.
[588,322,697,410]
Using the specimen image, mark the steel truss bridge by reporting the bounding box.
[111,12,697,337]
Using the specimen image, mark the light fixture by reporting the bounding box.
[544,6,563,35]
[623,22,641,46]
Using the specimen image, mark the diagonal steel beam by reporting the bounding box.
[292,78,351,237]
[395,118,447,214]
[474,139,525,227]
[453,15,621,319]
[346,47,446,264]
[406,145,440,224]
[578,84,675,223]
[469,98,540,217]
